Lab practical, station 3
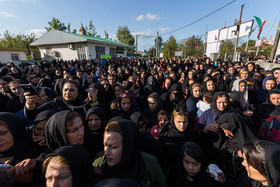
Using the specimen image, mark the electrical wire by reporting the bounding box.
[265,10,280,38]
[160,0,237,36]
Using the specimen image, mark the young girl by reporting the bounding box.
[150,110,170,139]
[177,142,226,187]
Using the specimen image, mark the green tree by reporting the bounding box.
[162,35,178,58]
[116,25,135,53]
[220,40,234,58]
[238,40,256,52]
[72,29,77,33]
[67,23,71,32]
[0,30,36,49]
[45,17,67,31]
[147,47,156,57]
[85,20,100,37]
[181,35,203,57]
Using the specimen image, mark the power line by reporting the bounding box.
[142,37,154,48]
[160,0,237,36]
[265,10,280,38]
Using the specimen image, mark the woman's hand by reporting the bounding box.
[204,124,219,133]
[24,92,39,110]
[242,110,253,117]
[33,136,47,146]
[93,166,102,175]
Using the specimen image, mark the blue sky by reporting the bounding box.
[1,0,279,51]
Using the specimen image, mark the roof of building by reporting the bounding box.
[0,48,37,51]
[30,29,130,48]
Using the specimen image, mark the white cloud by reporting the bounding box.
[136,13,160,21]
[158,27,170,32]
[26,28,46,37]
[0,11,16,17]
[146,13,160,20]
[136,14,145,21]
[132,29,155,37]
[109,33,117,41]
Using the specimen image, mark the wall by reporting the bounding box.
[0,50,26,63]
[39,44,78,61]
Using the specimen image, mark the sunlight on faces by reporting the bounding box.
[9,82,23,97]
[241,153,267,185]
[183,154,201,177]
[158,115,169,129]
[63,83,79,102]
[206,81,215,91]
[174,115,188,132]
[66,117,84,145]
[265,80,275,91]
[0,123,14,152]
[148,98,157,111]
[45,160,72,187]
[239,82,246,92]
[121,97,131,112]
[87,113,101,131]
[104,132,123,167]
[216,96,228,111]
[192,86,201,98]
[270,93,280,106]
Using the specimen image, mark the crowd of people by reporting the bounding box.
[0,56,279,187]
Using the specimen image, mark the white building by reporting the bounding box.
[30,26,130,61]
[0,48,37,65]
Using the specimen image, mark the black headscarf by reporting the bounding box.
[45,110,71,151]
[0,112,33,164]
[85,107,106,134]
[45,144,96,187]
[102,119,143,182]
[33,110,55,136]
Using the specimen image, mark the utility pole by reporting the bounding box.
[234,4,244,61]
[203,24,208,57]
[136,35,138,53]
[270,21,280,62]
[156,31,159,58]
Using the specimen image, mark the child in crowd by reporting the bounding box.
[196,91,213,117]
[150,110,170,139]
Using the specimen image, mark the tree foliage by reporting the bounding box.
[0,30,36,49]
[116,26,135,53]
[85,20,100,37]
[45,17,67,32]
[147,47,156,57]
[162,35,178,58]
[220,40,234,57]
[181,35,203,58]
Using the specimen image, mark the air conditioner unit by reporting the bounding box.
[51,50,60,57]
[68,44,73,49]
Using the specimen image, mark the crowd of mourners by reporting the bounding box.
[0,56,279,187]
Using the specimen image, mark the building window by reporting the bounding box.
[77,45,86,60]
[11,54,19,61]
[95,46,105,59]
[46,48,51,57]
[110,48,116,58]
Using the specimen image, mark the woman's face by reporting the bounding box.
[121,98,131,112]
[241,153,267,185]
[0,79,8,92]
[265,80,275,91]
[174,115,188,132]
[228,67,235,74]
[0,124,14,152]
[188,71,194,79]
[183,154,201,177]
[104,131,123,167]
[241,71,249,80]
[87,75,93,84]
[269,93,280,106]
[101,80,109,92]
[62,83,79,102]
[45,160,72,187]
[206,81,215,91]
[29,74,39,84]
[148,98,157,111]
[252,73,261,81]
[87,113,101,131]
[9,82,23,97]
[247,64,254,72]
[165,79,171,89]
[66,117,84,145]
[216,96,228,111]
[159,115,169,129]
[192,86,201,98]
[239,82,246,92]
[34,120,47,136]
[114,86,122,97]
